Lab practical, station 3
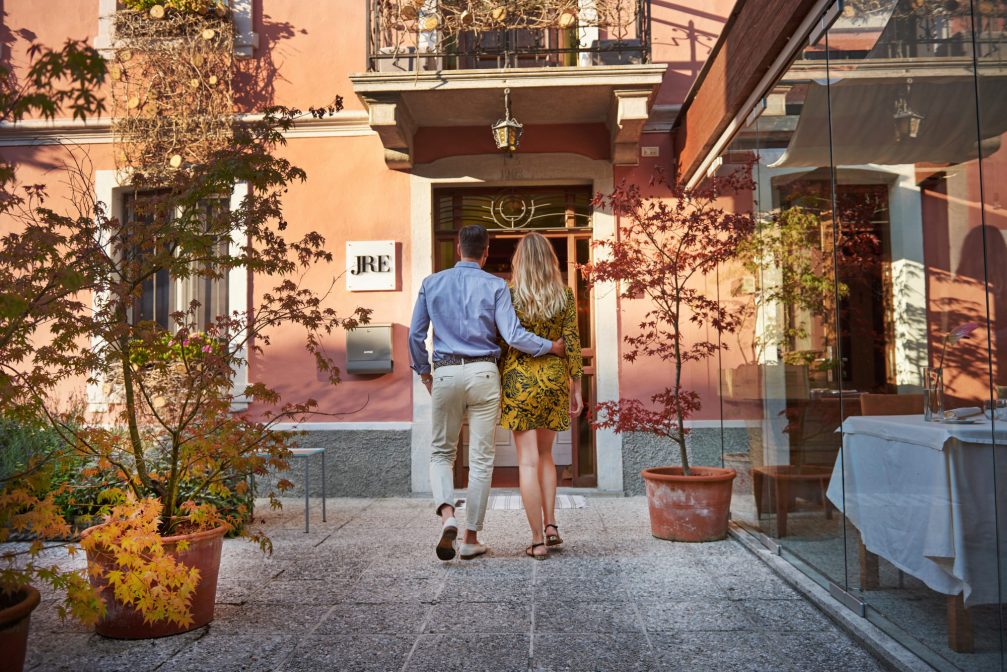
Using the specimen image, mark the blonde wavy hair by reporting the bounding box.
[511,232,567,322]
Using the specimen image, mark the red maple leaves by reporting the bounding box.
[583,168,756,475]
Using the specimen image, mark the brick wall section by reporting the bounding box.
[672,0,822,184]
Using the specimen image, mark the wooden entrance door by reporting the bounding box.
[432,187,597,488]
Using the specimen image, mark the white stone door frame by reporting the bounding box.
[408,152,623,493]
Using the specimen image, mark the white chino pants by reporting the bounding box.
[429,361,500,532]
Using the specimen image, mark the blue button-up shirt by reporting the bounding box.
[408,261,552,375]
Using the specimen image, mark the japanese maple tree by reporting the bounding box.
[0,40,367,627]
[584,168,756,476]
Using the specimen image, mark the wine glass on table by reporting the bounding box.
[983,399,1007,421]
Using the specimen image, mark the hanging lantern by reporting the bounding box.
[894,108,924,141]
[491,87,523,154]
[894,78,924,142]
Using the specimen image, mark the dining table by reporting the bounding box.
[827,414,1007,652]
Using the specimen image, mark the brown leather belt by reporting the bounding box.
[433,354,497,370]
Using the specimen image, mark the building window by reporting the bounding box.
[123,192,230,332]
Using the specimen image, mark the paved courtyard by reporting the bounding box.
[22,496,889,671]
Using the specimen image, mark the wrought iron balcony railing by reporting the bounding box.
[366,1,652,72]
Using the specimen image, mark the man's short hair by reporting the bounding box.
[458,224,489,258]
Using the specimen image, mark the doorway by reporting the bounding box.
[432,186,597,487]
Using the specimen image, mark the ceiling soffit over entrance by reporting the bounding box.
[350,65,667,170]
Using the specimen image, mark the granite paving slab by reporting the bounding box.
[533,601,643,633]
[405,633,532,672]
[531,632,657,671]
[277,633,415,672]
[8,496,893,672]
[636,599,753,632]
[424,602,532,634]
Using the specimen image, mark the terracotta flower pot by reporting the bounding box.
[82,523,227,639]
[641,466,736,542]
[0,585,41,672]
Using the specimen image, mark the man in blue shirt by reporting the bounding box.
[409,224,565,561]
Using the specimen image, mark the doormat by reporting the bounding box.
[456,495,587,511]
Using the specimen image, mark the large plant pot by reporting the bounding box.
[723,453,752,495]
[641,466,736,542]
[82,523,227,639]
[0,585,40,672]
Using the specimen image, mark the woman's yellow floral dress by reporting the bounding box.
[500,287,583,431]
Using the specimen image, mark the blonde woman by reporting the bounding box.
[500,232,583,560]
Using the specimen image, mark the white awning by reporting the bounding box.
[771,76,1007,168]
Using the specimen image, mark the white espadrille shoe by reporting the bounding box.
[436,517,458,561]
[458,541,488,560]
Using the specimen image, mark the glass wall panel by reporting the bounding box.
[825,1,1003,668]
[719,51,851,598]
[975,2,1007,670]
[715,1,1007,667]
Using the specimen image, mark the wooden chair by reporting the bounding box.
[859,393,924,416]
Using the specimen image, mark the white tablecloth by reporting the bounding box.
[827,415,1007,606]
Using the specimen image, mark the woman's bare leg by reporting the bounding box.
[536,429,558,530]
[514,429,546,557]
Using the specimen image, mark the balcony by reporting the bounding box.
[351,1,666,169]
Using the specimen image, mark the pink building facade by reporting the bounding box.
[7,2,1007,666]
[1,0,734,497]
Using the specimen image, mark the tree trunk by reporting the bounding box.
[673,295,691,476]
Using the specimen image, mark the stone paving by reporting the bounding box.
[21,496,891,672]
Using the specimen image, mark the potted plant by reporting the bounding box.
[1,92,367,636]
[584,167,756,541]
[1,418,106,672]
[0,38,109,670]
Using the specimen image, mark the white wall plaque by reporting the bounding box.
[346,241,397,291]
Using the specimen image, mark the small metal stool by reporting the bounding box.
[290,447,327,533]
[256,447,327,533]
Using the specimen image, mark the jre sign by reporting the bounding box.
[346,241,397,291]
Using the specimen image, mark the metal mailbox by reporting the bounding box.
[346,323,393,374]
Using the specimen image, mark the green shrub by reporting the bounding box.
[0,417,67,486]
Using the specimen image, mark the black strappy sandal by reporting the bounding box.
[545,524,563,547]
[525,543,547,560]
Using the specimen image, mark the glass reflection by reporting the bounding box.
[719,0,1007,667]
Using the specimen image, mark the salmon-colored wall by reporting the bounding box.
[0,142,113,408]
[651,0,735,107]
[249,134,412,422]
[607,132,734,420]
[1,1,106,120]
[240,0,367,112]
[1,0,738,426]
[922,150,1007,404]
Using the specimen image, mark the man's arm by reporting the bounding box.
[408,283,433,378]
[494,284,563,357]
